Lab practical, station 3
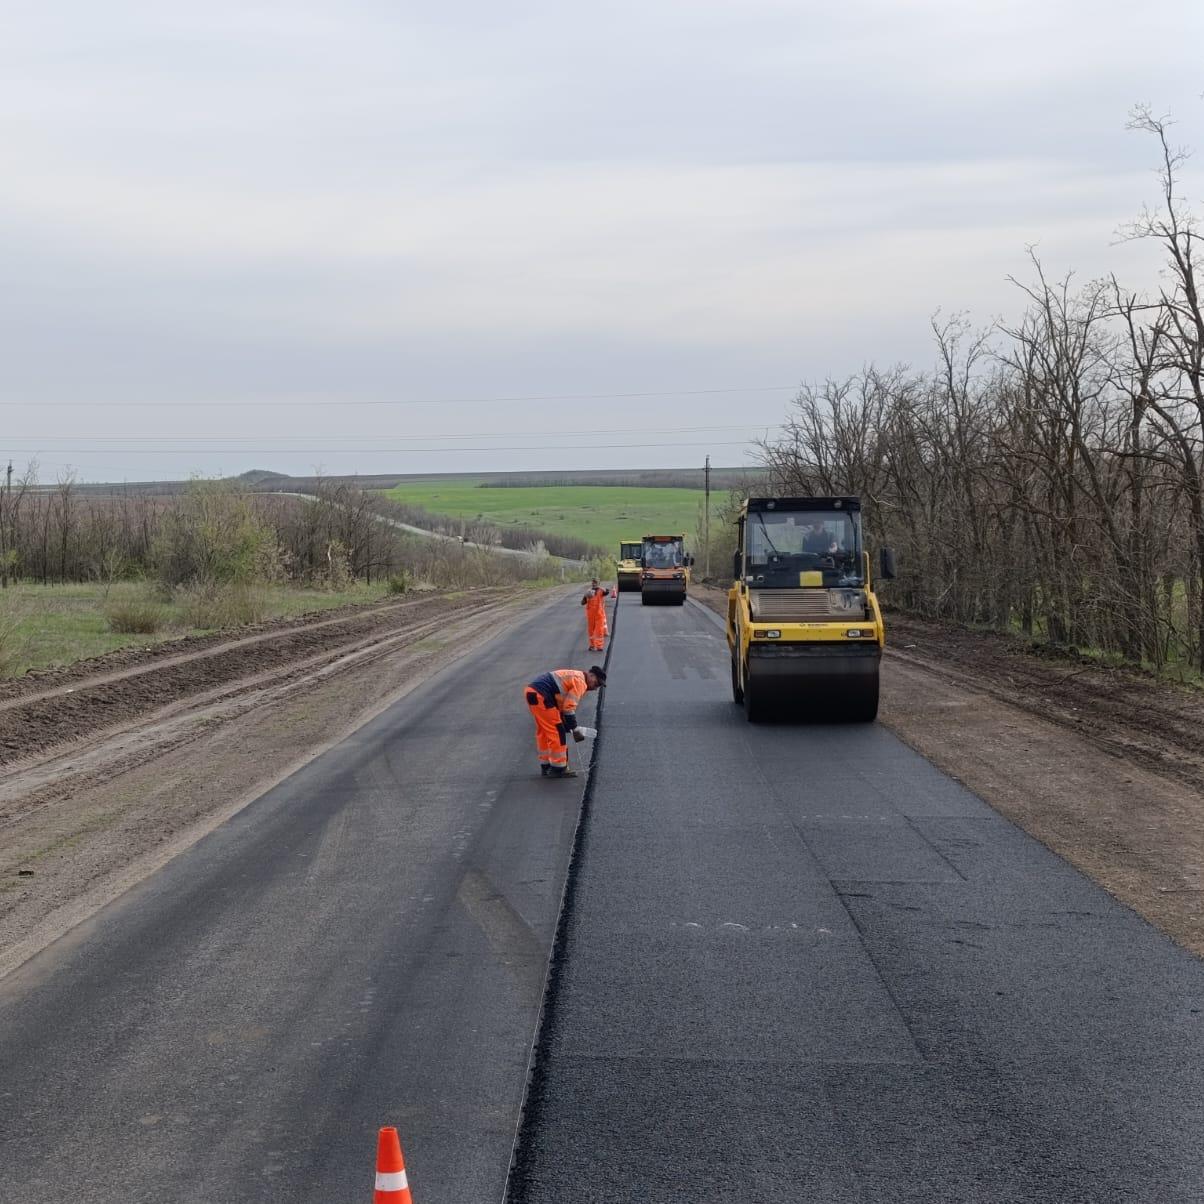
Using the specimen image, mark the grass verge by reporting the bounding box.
[0,580,394,677]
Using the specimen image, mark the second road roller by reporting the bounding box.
[615,538,644,592]
[641,533,691,605]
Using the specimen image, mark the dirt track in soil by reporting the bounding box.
[0,586,560,979]
[692,584,1204,957]
[0,590,513,767]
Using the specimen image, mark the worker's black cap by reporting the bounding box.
[590,665,607,685]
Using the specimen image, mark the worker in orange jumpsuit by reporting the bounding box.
[582,578,610,652]
[523,665,606,777]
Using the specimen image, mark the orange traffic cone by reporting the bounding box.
[374,1127,413,1203]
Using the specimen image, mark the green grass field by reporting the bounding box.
[381,479,707,553]
[0,581,392,677]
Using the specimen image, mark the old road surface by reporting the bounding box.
[508,594,1204,1204]
[0,588,604,1204]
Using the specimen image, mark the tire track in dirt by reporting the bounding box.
[0,611,450,830]
[0,593,441,702]
[0,589,507,767]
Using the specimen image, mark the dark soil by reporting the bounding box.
[0,592,446,701]
[885,613,1204,796]
[0,589,507,765]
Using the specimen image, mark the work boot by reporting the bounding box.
[548,767,578,779]
[540,764,550,777]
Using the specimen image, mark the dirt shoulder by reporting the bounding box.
[0,586,563,980]
[0,589,510,769]
[692,583,1204,957]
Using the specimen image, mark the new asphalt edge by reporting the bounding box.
[501,590,620,1201]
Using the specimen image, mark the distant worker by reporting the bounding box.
[523,666,606,778]
[581,578,609,651]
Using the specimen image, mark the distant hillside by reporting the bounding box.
[235,469,290,486]
[69,466,765,497]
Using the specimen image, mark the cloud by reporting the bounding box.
[0,0,1201,478]
[0,151,1173,347]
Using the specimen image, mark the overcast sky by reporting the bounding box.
[3,0,1202,482]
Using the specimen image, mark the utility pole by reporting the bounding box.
[703,455,711,580]
[2,462,10,590]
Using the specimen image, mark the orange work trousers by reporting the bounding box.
[586,598,608,652]
[524,687,568,769]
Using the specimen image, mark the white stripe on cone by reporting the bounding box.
[376,1170,409,1191]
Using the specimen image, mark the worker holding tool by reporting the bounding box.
[523,665,606,777]
[582,578,610,652]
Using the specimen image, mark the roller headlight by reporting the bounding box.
[828,589,867,614]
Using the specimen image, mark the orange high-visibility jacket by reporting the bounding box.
[582,586,607,619]
[527,669,589,729]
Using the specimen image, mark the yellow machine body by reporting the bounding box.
[640,533,690,605]
[616,539,644,592]
[725,496,891,721]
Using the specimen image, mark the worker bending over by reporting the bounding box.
[523,665,606,777]
[581,578,610,652]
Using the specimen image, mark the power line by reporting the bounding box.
[0,385,798,408]
[2,438,763,455]
[11,422,782,444]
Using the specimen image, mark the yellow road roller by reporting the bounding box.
[726,496,895,721]
[616,539,644,592]
[641,533,691,605]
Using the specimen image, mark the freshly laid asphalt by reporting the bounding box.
[509,595,1204,1203]
[0,588,603,1204]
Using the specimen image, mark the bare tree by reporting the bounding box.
[1122,108,1204,666]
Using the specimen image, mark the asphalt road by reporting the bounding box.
[0,588,602,1204]
[509,594,1204,1203]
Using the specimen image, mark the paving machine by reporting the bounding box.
[616,539,644,592]
[726,496,895,721]
[641,533,691,605]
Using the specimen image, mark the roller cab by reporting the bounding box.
[616,539,644,592]
[726,496,895,721]
[641,533,691,605]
